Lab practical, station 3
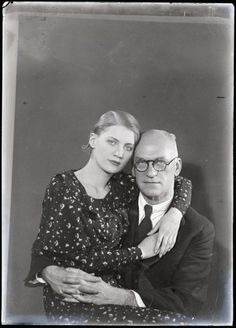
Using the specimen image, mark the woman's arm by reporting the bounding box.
[172,176,192,215]
[24,175,65,285]
[84,173,192,267]
[25,174,157,287]
[148,176,192,257]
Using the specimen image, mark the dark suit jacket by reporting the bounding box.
[123,201,215,317]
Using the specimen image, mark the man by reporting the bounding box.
[61,129,215,317]
[36,129,215,318]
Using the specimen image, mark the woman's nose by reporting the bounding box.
[114,146,124,158]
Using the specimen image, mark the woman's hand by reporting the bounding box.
[147,208,182,257]
[64,279,136,306]
[42,265,101,299]
[137,232,159,259]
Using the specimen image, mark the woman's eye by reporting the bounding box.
[107,139,116,145]
[125,145,133,152]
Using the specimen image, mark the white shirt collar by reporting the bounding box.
[138,192,173,225]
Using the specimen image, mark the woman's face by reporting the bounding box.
[90,125,136,174]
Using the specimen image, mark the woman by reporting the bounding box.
[25,111,192,324]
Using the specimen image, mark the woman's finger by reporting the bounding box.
[159,229,179,256]
[65,268,101,282]
[168,235,177,252]
[63,297,80,303]
[78,284,98,295]
[154,233,164,253]
[159,236,169,257]
[61,286,79,295]
[147,221,161,236]
[72,293,93,303]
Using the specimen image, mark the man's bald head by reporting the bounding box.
[134,129,179,160]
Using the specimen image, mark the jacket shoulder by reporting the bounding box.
[184,207,215,235]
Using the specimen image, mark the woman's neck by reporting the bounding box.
[76,158,112,189]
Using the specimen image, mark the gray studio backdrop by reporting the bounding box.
[3,3,233,325]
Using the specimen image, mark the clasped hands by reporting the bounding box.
[42,266,134,305]
[42,208,181,303]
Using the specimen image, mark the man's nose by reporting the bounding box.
[146,163,157,177]
[114,146,124,158]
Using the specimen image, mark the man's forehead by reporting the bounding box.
[134,131,178,162]
[134,143,170,159]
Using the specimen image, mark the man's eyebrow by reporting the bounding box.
[135,157,145,161]
[155,157,166,161]
[135,156,166,161]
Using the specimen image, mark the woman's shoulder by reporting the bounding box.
[47,169,76,188]
[111,171,135,186]
[110,171,138,202]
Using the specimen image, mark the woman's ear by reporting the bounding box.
[131,166,135,177]
[174,158,182,177]
[89,133,97,149]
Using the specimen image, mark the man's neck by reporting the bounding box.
[141,190,174,206]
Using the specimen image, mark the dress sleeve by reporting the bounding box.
[74,243,142,274]
[111,171,139,204]
[172,176,192,215]
[24,175,65,285]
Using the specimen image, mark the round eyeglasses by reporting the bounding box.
[134,157,178,172]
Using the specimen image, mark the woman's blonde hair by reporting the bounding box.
[82,110,141,152]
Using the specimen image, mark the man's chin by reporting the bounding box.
[142,186,162,197]
[143,191,161,201]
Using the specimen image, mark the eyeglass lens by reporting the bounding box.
[136,160,166,172]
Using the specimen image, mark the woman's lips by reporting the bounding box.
[109,160,121,166]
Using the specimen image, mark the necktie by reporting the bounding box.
[135,204,153,245]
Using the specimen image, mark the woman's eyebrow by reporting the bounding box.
[107,136,118,140]
[107,136,134,145]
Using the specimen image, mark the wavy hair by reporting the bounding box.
[82,110,141,152]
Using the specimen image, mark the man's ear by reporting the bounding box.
[89,133,97,149]
[174,158,182,177]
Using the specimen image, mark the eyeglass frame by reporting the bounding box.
[134,156,179,173]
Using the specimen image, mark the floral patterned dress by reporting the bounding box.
[25,170,193,325]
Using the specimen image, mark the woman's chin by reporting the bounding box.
[104,164,124,175]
